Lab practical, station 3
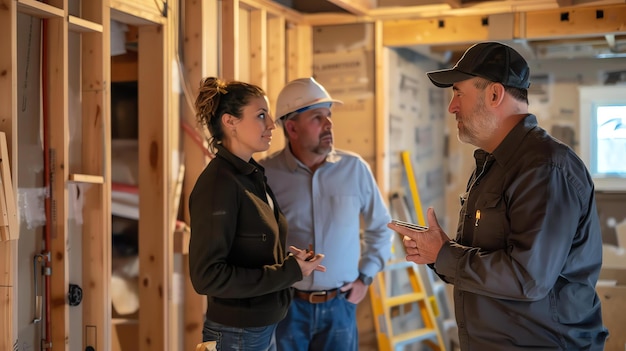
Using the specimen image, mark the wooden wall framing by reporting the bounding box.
[0,0,18,346]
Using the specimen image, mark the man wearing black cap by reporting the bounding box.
[389,42,608,350]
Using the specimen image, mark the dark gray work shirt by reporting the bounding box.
[435,114,608,350]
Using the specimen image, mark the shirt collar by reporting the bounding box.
[489,114,537,167]
[215,144,262,175]
[283,144,341,172]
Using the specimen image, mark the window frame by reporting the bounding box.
[579,85,626,191]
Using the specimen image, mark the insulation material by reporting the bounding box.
[110,20,128,56]
[68,183,89,225]
[17,188,47,230]
[17,183,91,230]
[111,256,140,315]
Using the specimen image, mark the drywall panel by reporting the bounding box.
[313,23,376,164]
[386,48,445,227]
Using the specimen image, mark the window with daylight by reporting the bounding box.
[579,85,626,191]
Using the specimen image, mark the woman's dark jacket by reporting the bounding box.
[189,144,302,327]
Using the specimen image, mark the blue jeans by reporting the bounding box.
[202,319,277,351]
[276,291,357,351]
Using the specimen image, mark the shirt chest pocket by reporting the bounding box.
[329,195,360,227]
[472,192,508,251]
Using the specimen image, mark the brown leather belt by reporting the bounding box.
[293,289,340,304]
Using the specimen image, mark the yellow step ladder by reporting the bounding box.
[369,150,446,351]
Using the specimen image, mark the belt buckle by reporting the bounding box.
[309,290,327,304]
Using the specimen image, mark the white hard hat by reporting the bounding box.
[275,77,343,121]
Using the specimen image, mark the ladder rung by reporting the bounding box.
[385,259,415,270]
[384,292,426,307]
[391,328,438,346]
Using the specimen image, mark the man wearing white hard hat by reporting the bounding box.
[259,77,393,351]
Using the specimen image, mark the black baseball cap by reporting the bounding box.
[427,42,530,89]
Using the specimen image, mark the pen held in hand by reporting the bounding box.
[305,244,315,261]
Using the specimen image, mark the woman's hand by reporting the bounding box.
[289,245,326,276]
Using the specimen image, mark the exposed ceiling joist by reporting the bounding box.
[326,0,374,15]
[524,4,626,40]
[381,3,626,46]
[275,0,626,60]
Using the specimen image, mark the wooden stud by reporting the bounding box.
[266,16,286,104]
[181,1,216,348]
[0,0,17,248]
[80,1,111,350]
[0,0,18,171]
[374,20,388,195]
[265,15,286,156]
[166,2,182,349]
[249,8,268,88]
[286,22,312,81]
[221,0,240,80]
[0,132,18,240]
[239,8,252,82]
[138,24,170,351]
[0,241,16,351]
[46,2,71,349]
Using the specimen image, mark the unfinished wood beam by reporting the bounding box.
[16,0,64,18]
[523,4,626,40]
[68,15,103,33]
[378,0,461,9]
[381,3,626,47]
[327,0,374,16]
[304,13,372,26]
[0,241,16,351]
[374,20,388,195]
[181,8,215,348]
[110,0,166,25]
[181,0,215,349]
[240,0,303,22]
[138,24,170,351]
[383,15,490,47]
[266,15,286,155]
[166,2,182,348]
[286,22,312,81]
[80,1,110,351]
[1,0,18,161]
[557,0,574,7]
[47,9,71,351]
[221,0,239,80]
[267,15,286,100]
[249,8,268,88]
[371,0,564,20]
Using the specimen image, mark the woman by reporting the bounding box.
[189,77,325,351]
